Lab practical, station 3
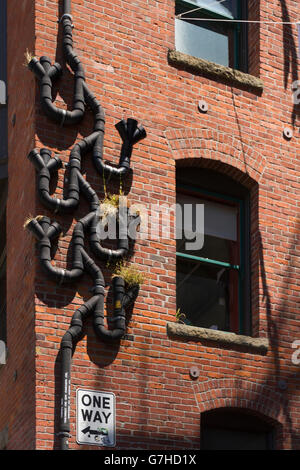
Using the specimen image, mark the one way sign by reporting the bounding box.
[76,389,116,446]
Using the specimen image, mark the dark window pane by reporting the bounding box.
[202,427,271,450]
[176,257,231,330]
[176,193,239,263]
[201,409,274,450]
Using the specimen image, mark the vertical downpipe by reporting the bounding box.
[60,342,72,450]
[60,0,72,452]
[63,0,71,16]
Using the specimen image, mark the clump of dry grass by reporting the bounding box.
[100,194,130,225]
[112,261,144,287]
[175,308,186,324]
[23,49,35,67]
[100,194,121,218]
[23,214,44,229]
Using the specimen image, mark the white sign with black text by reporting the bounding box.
[76,389,116,447]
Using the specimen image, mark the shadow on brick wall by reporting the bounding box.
[279,0,300,125]
[258,217,300,448]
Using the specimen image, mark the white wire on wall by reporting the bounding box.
[176,0,300,24]
[177,0,228,18]
[176,18,300,24]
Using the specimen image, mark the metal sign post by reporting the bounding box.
[76,389,116,447]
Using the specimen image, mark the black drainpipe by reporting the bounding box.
[26,0,145,450]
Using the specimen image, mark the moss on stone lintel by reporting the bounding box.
[167,322,269,354]
[168,49,264,94]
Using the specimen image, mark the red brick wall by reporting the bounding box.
[1,0,299,449]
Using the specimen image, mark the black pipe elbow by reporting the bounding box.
[115,118,146,145]
[47,221,62,240]
[40,261,83,284]
[49,62,63,81]
[123,284,140,308]
[93,311,125,342]
[93,282,126,340]
[40,260,63,282]
[92,118,146,180]
[108,247,128,261]
[47,155,63,172]
[40,56,52,73]
[38,217,62,240]
[40,100,67,126]
[39,191,79,214]
[28,57,45,80]
[56,197,79,214]
[64,108,85,126]
[26,218,45,241]
[63,268,84,283]
[27,149,46,171]
[93,155,128,179]
[133,125,147,145]
[94,326,125,342]
[28,148,63,173]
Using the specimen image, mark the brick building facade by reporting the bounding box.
[0,0,299,450]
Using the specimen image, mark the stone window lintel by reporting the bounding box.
[167,322,269,354]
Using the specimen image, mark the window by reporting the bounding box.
[175,0,248,71]
[176,168,251,335]
[201,409,275,450]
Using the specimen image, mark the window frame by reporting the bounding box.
[176,182,250,335]
[175,0,248,72]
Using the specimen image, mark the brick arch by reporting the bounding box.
[165,128,266,184]
[193,378,286,427]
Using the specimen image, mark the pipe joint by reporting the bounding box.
[92,284,105,295]
[28,57,45,80]
[61,339,73,350]
[47,155,63,172]
[47,221,62,239]
[49,62,63,80]
[60,13,73,23]
[71,318,83,328]
[27,149,46,171]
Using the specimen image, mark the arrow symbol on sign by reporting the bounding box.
[81,426,108,437]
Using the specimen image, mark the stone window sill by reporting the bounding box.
[168,49,264,95]
[167,322,269,355]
